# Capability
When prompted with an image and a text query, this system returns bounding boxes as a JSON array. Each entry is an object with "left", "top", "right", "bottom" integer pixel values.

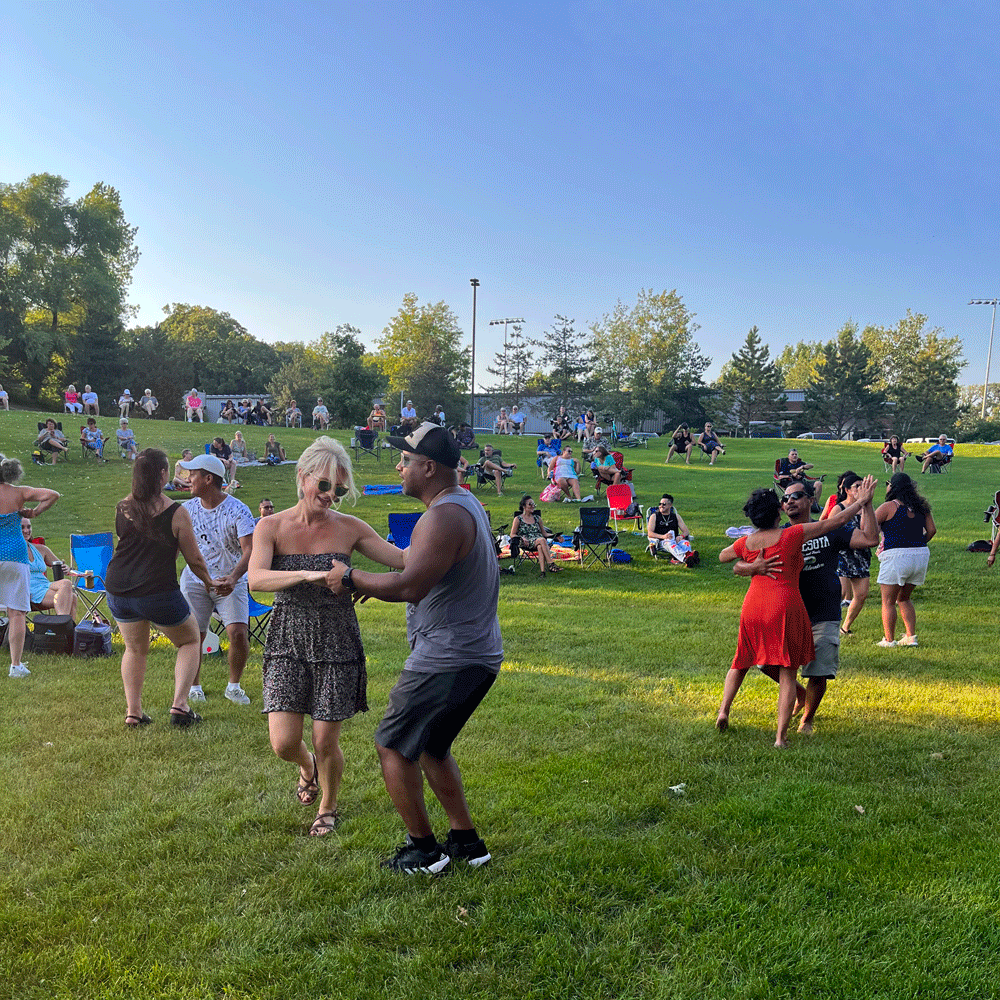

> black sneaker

[
  {"left": 380, "top": 836, "right": 451, "bottom": 875},
  {"left": 444, "top": 834, "right": 492, "bottom": 868}
]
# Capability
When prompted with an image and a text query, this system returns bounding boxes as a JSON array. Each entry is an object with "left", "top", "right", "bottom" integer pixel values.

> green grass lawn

[{"left": 2, "top": 410, "right": 1000, "bottom": 999}]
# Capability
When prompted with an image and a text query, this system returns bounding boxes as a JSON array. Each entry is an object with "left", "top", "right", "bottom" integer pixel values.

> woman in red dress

[{"left": 717, "top": 480, "right": 876, "bottom": 746}]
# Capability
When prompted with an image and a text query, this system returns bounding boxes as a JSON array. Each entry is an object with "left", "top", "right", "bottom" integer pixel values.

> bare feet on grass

[
  {"left": 797, "top": 720, "right": 814, "bottom": 735},
  {"left": 715, "top": 714, "right": 729, "bottom": 732}
]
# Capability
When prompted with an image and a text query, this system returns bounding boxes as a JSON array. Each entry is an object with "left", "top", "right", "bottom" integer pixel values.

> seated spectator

[
  {"left": 22, "top": 518, "right": 78, "bottom": 618},
  {"left": 647, "top": 493, "right": 692, "bottom": 554},
  {"left": 211, "top": 436, "right": 237, "bottom": 483},
  {"left": 591, "top": 445, "right": 622, "bottom": 494},
  {"left": 551, "top": 405, "right": 573, "bottom": 440},
  {"left": 368, "top": 402, "right": 387, "bottom": 431},
  {"left": 510, "top": 405, "right": 526, "bottom": 434},
  {"left": 400, "top": 399, "right": 418, "bottom": 434},
  {"left": 431, "top": 404, "right": 446, "bottom": 426},
  {"left": 138, "top": 388, "right": 158, "bottom": 418},
  {"left": 237, "top": 398, "right": 252, "bottom": 423},
  {"left": 118, "top": 389, "right": 134, "bottom": 418},
  {"left": 480, "top": 444, "right": 517, "bottom": 496},
  {"left": 0, "top": 383, "right": 8, "bottom": 410},
  {"left": 454, "top": 423, "right": 477, "bottom": 449},
  {"left": 257, "top": 498, "right": 275, "bottom": 521},
  {"left": 81, "top": 385, "right": 99, "bottom": 416},
  {"left": 511, "top": 495, "right": 560, "bottom": 576},
  {"left": 551, "top": 445, "right": 593, "bottom": 502},
  {"left": 918, "top": 435, "right": 954, "bottom": 473},
  {"left": 882, "top": 434, "right": 910, "bottom": 474},
  {"left": 220, "top": 398, "right": 237, "bottom": 423},
  {"left": 582, "top": 426, "right": 610, "bottom": 464},
  {"left": 35, "top": 419, "right": 69, "bottom": 464},
  {"left": 116, "top": 418, "right": 138, "bottom": 461},
  {"left": 574, "top": 413, "right": 587, "bottom": 441},
  {"left": 666, "top": 422, "right": 695, "bottom": 464},
  {"left": 698, "top": 422, "right": 725, "bottom": 464},
  {"left": 457, "top": 454, "right": 472, "bottom": 485},
  {"left": 252, "top": 399, "right": 272, "bottom": 425},
  {"left": 64, "top": 384, "right": 83, "bottom": 414},
  {"left": 777, "top": 447, "right": 824, "bottom": 504},
  {"left": 170, "top": 449, "right": 195, "bottom": 490},
  {"left": 313, "top": 397, "right": 330, "bottom": 429},
  {"left": 284, "top": 399, "right": 303, "bottom": 428},
  {"left": 584, "top": 409, "right": 597, "bottom": 438},
  {"left": 262, "top": 433, "right": 286, "bottom": 464},
  {"left": 495, "top": 408, "right": 512, "bottom": 434},
  {"left": 537, "top": 431, "right": 560, "bottom": 475},
  {"left": 80, "top": 417, "right": 108, "bottom": 462},
  {"left": 230, "top": 430, "right": 252, "bottom": 464},
  {"left": 185, "top": 388, "right": 205, "bottom": 422}
]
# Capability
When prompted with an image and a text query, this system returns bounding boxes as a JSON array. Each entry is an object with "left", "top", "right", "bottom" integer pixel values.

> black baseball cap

[{"left": 386, "top": 421, "right": 460, "bottom": 469}]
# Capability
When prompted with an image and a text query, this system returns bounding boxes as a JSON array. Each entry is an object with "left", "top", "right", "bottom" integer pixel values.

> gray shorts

[
  {"left": 181, "top": 577, "right": 249, "bottom": 633},
  {"left": 375, "top": 665, "right": 496, "bottom": 762},
  {"left": 801, "top": 620, "right": 840, "bottom": 679}
]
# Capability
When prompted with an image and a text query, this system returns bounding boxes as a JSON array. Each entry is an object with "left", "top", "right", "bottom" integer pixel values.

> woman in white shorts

[{"left": 874, "top": 473, "right": 935, "bottom": 647}]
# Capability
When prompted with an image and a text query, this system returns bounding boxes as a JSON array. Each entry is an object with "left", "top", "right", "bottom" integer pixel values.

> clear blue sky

[{"left": 4, "top": 1, "right": 999, "bottom": 384}]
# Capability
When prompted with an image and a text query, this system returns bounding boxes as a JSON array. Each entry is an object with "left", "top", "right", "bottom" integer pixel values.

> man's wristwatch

[{"left": 342, "top": 567, "right": 356, "bottom": 592}]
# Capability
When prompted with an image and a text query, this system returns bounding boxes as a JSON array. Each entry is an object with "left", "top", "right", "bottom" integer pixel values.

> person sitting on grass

[
  {"left": 211, "top": 436, "right": 238, "bottom": 483},
  {"left": 591, "top": 444, "right": 622, "bottom": 495},
  {"left": 262, "top": 433, "right": 286, "bottom": 464},
  {"left": 81, "top": 417, "right": 108, "bottom": 462},
  {"left": 170, "top": 449, "right": 195, "bottom": 491},
  {"left": 647, "top": 493, "right": 692, "bottom": 554},
  {"left": 510, "top": 494, "right": 561, "bottom": 575},
  {"left": 22, "top": 517, "right": 78, "bottom": 618},
  {"left": 480, "top": 444, "right": 517, "bottom": 496},
  {"left": 454, "top": 423, "right": 477, "bottom": 449},
  {"left": 117, "top": 419, "right": 138, "bottom": 462},
  {"left": 35, "top": 419, "right": 69, "bottom": 464}
]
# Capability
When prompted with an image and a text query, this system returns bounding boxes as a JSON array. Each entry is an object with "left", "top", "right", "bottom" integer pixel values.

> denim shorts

[{"left": 107, "top": 588, "right": 192, "bottom": 628}]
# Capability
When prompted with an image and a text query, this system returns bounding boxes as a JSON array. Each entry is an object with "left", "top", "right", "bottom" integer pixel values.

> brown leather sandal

[
  {"left": 296, "top": 753, "right": 319, "bottom": 805},
  {"left": 309, "top": 810, "right": 339, "bottom": 836}
]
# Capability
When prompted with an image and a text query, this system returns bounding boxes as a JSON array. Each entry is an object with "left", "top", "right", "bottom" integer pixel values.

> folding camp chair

[
  {"left": 984, "top": 491, "right": 1000, "bottom": 543},
  {"left": 37, "top": 421, "right": 70, "bottom": 463},
  {"left": 210, "top": 594, "right": 273, "bottom": 646},
  {"left": 387, "top": 511, "right": 422, "bottom": 550},
  {"left": 606, "top": 484, "right": 643, "bottom": 533},
  {"left": 354, "top": 428, "right": 380, "bottom": 463},
  {"left": 474, "top": 448, "right": 513, "bottom": 493},
  {"left": 572, "top": 507, "right": 619, "bottom": 569},
  {"left": 70, "top": 533, "right": 114, "bottom": 625}
]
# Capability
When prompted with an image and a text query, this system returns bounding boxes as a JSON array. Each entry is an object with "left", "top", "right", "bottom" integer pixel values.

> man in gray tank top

[{"left": 329, "top": 422, "right": 502, "bottom": 874}]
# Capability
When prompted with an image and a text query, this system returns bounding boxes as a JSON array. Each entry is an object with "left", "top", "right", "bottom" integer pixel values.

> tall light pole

[
  {"left": 470, "top": 279, "right": 480, "bottom": 426},
  {"left": 489, "top": 317, "right": 525, "bottom": 401},
  {"left": 970, "top": 298, "right": 999, "bottom": 419}
]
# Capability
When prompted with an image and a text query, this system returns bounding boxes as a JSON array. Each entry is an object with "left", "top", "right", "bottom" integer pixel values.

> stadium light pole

[
  {"left": 470, "top": 279, "right": 480, "bottom": 426},
  {"left": 489, "top": 317, "right": 525, "bottom": 399},
  {"left": 970, "top": 298, "right": 999, "bottom": 419}
]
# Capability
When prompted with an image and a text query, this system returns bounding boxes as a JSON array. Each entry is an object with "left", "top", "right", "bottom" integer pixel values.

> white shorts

[
  {"left": 0, "top": 561, "right": 31, "bottom": 613},
  {"left": 180, "top": 578, "right": 249, "bottom": 632},
  {"left": 876, "top": 546, "right": 929, "bottom": 587}
]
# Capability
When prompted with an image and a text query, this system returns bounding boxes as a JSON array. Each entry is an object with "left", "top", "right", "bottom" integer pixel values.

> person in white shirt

[
  {"left": 118, "top": 389, "right": 134, "bottom": 418},
  {"left": 139, "top": 389, "right": 158, "bottom": 418},
  {"left": 0, "top": 384, "right": 8, "bottom": 411},
  {"left": 178, "top": 454, "right": 256, "bottom": 706},
  {"left": 285, "top": 399, "right": 303, "bottom": 428},
  {"left": 81, "top": 385, "right": 99, "bottom": 416},
  {"left": 400, "top": 400, "right": 418, "bottom": 433},
  {"left": 313, "top": 397, "right": 330, "bottom": 430}
]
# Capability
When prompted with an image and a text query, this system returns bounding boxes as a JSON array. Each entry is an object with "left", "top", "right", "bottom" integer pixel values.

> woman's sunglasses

[{"left": 313, "top": 475, "right": 349, "bottom": 497}]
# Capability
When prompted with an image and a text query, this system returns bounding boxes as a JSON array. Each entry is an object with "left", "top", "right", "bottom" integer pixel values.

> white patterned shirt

[{"left": 179, "top": 494, "right": 256, "bottom": 583}]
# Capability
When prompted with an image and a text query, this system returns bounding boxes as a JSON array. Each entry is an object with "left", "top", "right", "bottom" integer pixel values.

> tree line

[{"left": 1, "top": 173, "right": 971, "bottom": 437}]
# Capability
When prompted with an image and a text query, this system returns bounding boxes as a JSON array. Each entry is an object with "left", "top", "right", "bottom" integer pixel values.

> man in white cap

[
  {"left": 312, "top": 397, "right": 329, "bottom": 430},
  {"left": 400, "top": 399, "right": 418, "bottom": 434},
  {"left": 178, "top": 453, "right": 256, "bottom": 706}
]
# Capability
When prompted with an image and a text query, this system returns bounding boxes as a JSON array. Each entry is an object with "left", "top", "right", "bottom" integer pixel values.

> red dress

[{"left": 730, "top": 523, "right": 815, "bottom": 671}]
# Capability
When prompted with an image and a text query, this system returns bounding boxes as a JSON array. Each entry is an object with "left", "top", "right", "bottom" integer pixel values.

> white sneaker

[
  {"left": 8, "top": 663, "right": 30, "bottom": 678},
  {"left": 898, "top": 635, "right": 918, "bottom": 647},
  {"left": 841, "top": 599, "right": 851, "bottom": 607},
  {"left": 581, "top": 495, "right": 595, "bottom": 502},
  {"left": 225, "top": 684, "right": 251, "bottom": 705},
  {"left": 875, "top": 638, "right": 897, "bottom": 648},
  {"left": 189, "top": 685, "right": 207, "bottom": 702}
]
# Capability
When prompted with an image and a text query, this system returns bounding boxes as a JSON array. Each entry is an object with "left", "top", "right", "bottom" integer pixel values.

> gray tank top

[{"left": 405, "top": 488, "right": 503, "bottom": 674}]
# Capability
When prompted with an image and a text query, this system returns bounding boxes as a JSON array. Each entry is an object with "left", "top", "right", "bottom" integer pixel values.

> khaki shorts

[{"left": 801, "top": 620, "right": 840, "bottom": 679}]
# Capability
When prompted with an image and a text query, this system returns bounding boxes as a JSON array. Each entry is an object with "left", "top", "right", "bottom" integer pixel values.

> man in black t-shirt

[{"left": 735, "top": 479, "right": 877, "bottom": 734}]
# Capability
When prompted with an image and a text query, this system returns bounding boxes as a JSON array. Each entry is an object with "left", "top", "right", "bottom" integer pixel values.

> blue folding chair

[
  {"left": 387, "top": 512, "right": 422, "bottom": 550},
  {"left": 212, "top": 593, "right": 273, "bottom": 646},
  {"left": 70, "top": 532, "right": 114, "bottom": 623}
]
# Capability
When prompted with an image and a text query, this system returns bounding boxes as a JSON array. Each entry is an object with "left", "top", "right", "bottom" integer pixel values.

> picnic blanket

[{"left": 364, "top": 484, "right": 404, "bottom": 495}]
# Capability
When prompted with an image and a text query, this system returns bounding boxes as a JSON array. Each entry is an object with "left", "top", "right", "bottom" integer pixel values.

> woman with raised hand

[
  {"left": 248, "top": 436, "right": 406, "bottom": 837},
  {"left": 0, "top": 455, "right": 60, "bottom": 678},
  {"left": 105, "top": 449, "right": 219, "bottom": 728},
  {"left": 718, "top": 477, "right": 876, "bottom": 746},
  {"left": 875, "top": 473, "right": 935, "bottom": 648}
]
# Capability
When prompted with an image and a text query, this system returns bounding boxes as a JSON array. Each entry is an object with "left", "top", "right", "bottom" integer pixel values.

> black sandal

[
  {"left": 125, "top": 713, "right": 152, "bottom": 729},
  {"left": 169, "top": 706, "right": 202, "bottom": 727}
]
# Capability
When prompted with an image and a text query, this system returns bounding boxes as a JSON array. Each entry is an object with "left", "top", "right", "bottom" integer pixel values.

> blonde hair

[
  {"left": 296, "top": 436, "right": 358, "bottom": 505},
  {"left": 0, "top": 453, "right": 25, "bottom": 484}
]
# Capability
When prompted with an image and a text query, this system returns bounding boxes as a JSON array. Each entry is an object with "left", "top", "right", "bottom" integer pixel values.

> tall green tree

[
  {"left": 0, "top": 174, "right": 138, "bottom": 401},
  {"left": 531, "top": 315, "right": 593, "bottom": 417},
  {"left": 266, "top": 341, "right": 331, "bottom": 417},
  {"left": 715, "top": 327, "right": 787, "bottom": 434},
  {"left": 376, "top": 293, "right": 469, "bottom": 423},
  {"left": 801, "top": 322, "right": 885, "bottom": 438},
  {"left": 589, "top": 289, "right": 709, "bottom": 427},
  {"left": 315, "top": 324, "right": 384, "bottom": 428},
  {"left": 484, "top": 323, "right": 534, "bottom": 409},
  {"left": 775, "top": 340, "right": 825, "bottom": 389}
]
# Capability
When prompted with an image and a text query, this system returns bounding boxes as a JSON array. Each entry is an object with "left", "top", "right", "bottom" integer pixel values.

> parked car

[{"left": 796, "top": 431, "right": 834, "bottom": 440}]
